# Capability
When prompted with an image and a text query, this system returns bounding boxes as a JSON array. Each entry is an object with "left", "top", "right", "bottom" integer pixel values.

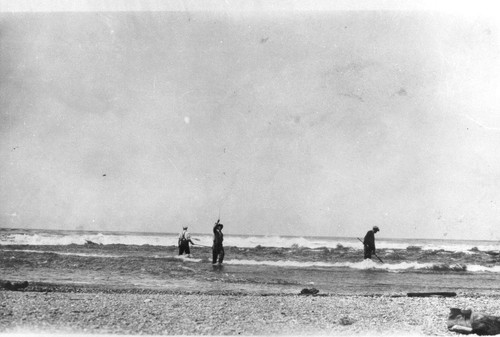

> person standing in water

[
  {"left": 212, "top": 220, "right": 224, "bottom": 264},
  {"left": 178, "top": 226, "right": 195, "bottom": 255},
  {"left": 363, "top": 226, "right": 380, "bottom": 259}
]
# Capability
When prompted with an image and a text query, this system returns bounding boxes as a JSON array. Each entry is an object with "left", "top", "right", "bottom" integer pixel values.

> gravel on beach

[{"left": 2, "top": 287, "right": 500, "bottom": 336}]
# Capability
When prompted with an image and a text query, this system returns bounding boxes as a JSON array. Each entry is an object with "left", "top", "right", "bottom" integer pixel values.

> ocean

[{"left": 1, "top": 228, "right": 500, "bottom": 295}]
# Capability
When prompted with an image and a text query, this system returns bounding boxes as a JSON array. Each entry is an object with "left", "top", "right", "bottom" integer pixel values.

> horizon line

[{"left": 1, "top": 227, "right": 498, "bottom": 243}]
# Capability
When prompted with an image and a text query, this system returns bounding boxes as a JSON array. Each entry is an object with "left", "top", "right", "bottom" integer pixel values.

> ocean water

[{"left": 1, "top": 228, "right": 500, "bottom": 295}]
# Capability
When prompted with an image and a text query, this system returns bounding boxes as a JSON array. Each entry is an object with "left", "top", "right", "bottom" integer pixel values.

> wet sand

[{"left": 1, "top": 284, "right": 500, "bottom": 335}]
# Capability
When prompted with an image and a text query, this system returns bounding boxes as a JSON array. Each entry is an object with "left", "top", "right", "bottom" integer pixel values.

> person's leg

[
  {"left": 212, "top": 248, "right": 218, "bottom": 264},
  {"left": 364, "top": 247, "right": 372, "bottom": 259},
  {"left": 218, "top": 247, "right": 225, "bottom": 264},
  {"left": 179, "top": 245, "right": 183, "bottom": 255}
]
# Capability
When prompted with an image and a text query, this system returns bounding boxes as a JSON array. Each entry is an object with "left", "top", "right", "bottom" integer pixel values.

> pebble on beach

[{"left": 2, "top": 288, "right": 500, "bottom": 335}]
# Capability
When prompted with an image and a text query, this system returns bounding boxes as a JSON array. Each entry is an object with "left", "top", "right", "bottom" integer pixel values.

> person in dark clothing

[
  {"left": 363, "top": 226, "right": 379, "bottom": 259},
  {"left": 212, "top": 220, "right": 224, "bottom": 264},
  {"left": 178, "top": 226, "right": 195, "bottom": 255}
]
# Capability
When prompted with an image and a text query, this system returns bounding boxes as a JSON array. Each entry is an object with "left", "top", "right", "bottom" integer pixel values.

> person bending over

[{"left": 363, "top": 226, "right": 379, "bottom": 259}]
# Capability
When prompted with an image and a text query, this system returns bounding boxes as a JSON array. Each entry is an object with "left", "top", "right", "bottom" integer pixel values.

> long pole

[
  {"left": 193, "top": 238, "right": 211, "bottom": 248},
  {"left": 357, "top": 237, "right": 384, "bottom": 263}
]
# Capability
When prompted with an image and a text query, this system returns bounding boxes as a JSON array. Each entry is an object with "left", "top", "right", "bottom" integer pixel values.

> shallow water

[
  {"left": 2, "top": 242, "right": 500, "bottom": 295},
  {"left": 2, "top": 228, "right": 500, "bottom": 295}
]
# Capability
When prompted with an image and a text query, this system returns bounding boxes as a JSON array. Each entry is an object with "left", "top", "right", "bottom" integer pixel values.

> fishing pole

[
  {"left": 357, "top": 237, "right": 384, "bottom": 263},
  {"left": 193, "top": 238, "right": 211, "bottom": 248},
  {"left": 194, "top": 244, "right": 212, "bottom": 248}
]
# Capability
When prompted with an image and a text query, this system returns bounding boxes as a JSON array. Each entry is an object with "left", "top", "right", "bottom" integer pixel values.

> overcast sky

[{"left": 1, "top": 3, "right": 500, "bottom": 240}]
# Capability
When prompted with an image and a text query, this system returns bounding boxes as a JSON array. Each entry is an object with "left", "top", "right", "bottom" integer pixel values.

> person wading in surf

[
  {"left": 212, "top": 220, "right": 224, "bottom": 264},
  {"left": 363, "top": 226, "right": 379, "bottom": 259},
  {"left": 178, "top": 226, "right": 195, "bottom": 255}
]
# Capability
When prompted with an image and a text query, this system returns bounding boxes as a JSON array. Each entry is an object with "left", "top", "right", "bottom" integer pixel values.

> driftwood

[
  {"left": 448, "top": 308, "right": 500, "bottom": 335},
  {"left": 1, "top": 281, "right": 29, "bottom": 291},
  {"left": 407, "top": 292, "right": 456, "bottom": 297}
]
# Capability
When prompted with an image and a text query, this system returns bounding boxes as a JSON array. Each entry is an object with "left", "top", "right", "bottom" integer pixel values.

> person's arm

[
  {"left": 185, "top": 233, "right": 194, "bottom": 245},
  {"left": 212, "top": 224, "right": 217, "bottom": 247},
  {"left": 213, "top": 219, "right": 220, "bottom": 232}
]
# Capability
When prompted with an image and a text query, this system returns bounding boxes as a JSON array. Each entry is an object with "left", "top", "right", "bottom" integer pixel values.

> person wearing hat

[
  {"left": 178, "top": 226, "right": 195, "bottom": 255},
  {"left": 363, "top": 226, "right": 380, "bottom": 259},
  {"left": 212, "top": 219, "right": 224, "bottom": 264}
]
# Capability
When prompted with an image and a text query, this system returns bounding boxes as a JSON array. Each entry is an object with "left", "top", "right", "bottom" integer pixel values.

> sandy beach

[{"left": 2, "top": 285, "right": 500, "bottom": 336}]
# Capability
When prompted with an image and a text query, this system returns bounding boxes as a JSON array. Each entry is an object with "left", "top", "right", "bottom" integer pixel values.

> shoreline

[
  {"left": 2, "top": 282, "right": 500, "bottom": 335},
  {"left": 3, "top": 279, "right": 499, "bottom": 298}
]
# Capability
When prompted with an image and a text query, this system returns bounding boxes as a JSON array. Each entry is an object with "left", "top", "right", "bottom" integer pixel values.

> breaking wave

[
  {"left": 2, "top": 228, "right": 499, "bottom": 254},
  {"left": 223, "top": 259, "right": 498, "bottom": 273},
  {"left": 4, "top": 247, "right": 500, "bottom": 273}
]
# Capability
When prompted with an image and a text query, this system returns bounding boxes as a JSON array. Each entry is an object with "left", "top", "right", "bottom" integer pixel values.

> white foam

[
  {"left": 3, "top": 248, "right": 499, "bottom": 273},
  {"left": 223, "top": 258, "right": 405, "bottom": 270},
  {"left": 0, "top": 232, "right": 177, "bottom": 246},
  {"left": 3, "top": 249, "right": 205, "bottom": 262},
  {"left": 172, "top": 255, "right": 203, "bottom": 263},
  {"left": 466, "top": 264, "right": 500, "bottom": 273},
  {"left": 2, "top": 231, "right": 500, "bottom": 254},
  {"left": 2, "top": 249, "right": 122, "bottom": 258},
  {"left": 224, "top": 259, "right": 495, "bottom": 272}
]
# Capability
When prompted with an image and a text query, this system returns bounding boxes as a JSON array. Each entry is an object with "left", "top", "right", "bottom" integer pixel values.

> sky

[{"left": 1, "top": 1, "right": 500, "bottom": 240}]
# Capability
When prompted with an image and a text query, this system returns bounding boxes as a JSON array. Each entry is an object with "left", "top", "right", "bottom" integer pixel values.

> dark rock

[
  {"left": 299, "top": 288, "right": 319, "bottom": 295},
  {"left": 2, "top": 280, "right": 29, "bottom": 291},
  {"left": 339, "top": 316, "right": 355, "bottom": 325},
  {"left": 448, "top": 308, "right": 500, "bottom": 335}
]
